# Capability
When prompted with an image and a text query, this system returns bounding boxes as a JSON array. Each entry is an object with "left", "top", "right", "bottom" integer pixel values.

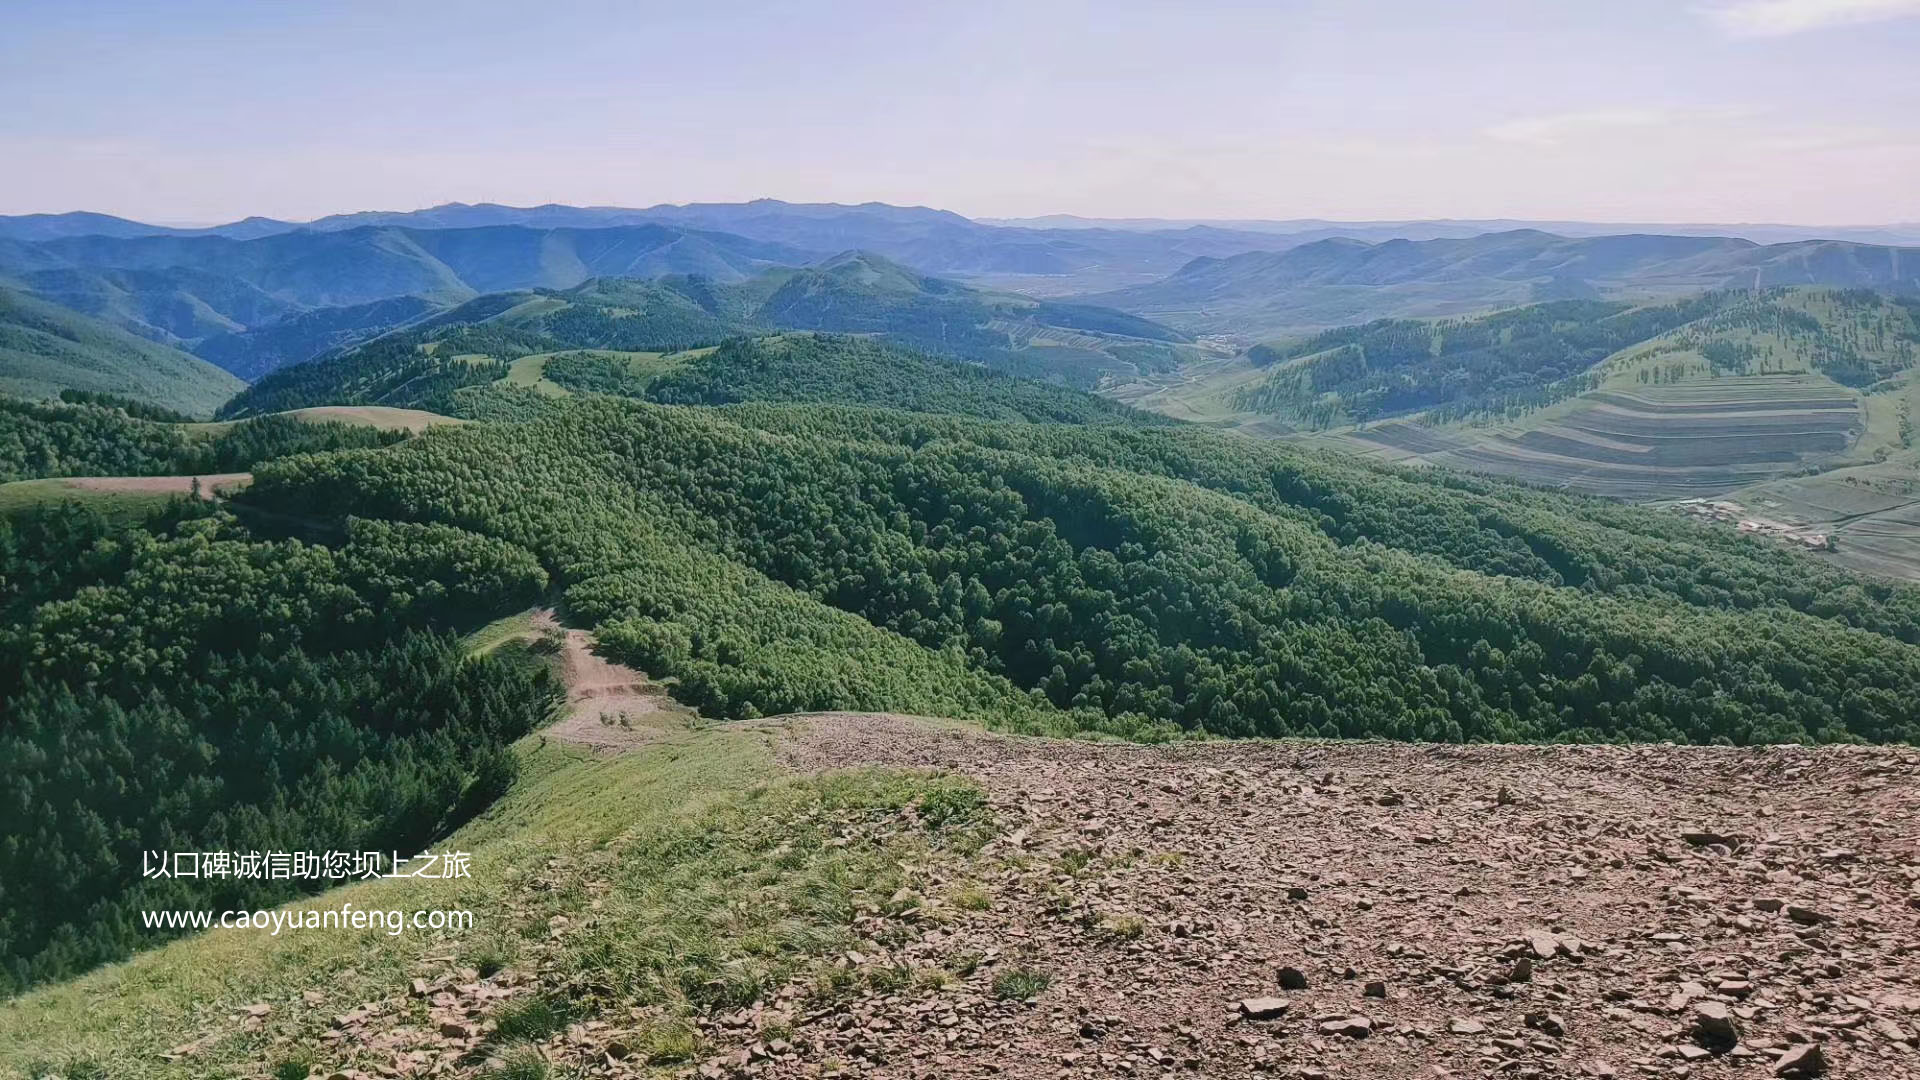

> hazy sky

[{"left": 5, "top": 0, "right": 1919, "bottom": 224}]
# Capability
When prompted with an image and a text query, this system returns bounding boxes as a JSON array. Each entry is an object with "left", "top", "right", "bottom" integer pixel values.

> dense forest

[
  {"left": 232, "top": 332, "right": 1166, "bottom": 427},
  {"left": 0, "top": 499, "right": 559, "bottom": 992},
  {"left": 636, "top": 336, "right": 1164, "bottom": 423},
  {"left": 0, "top": 394, "right": 407, "bottom": 483},
  {"left": 245, "top": 396, "right": 1920, "bottom": 748}
]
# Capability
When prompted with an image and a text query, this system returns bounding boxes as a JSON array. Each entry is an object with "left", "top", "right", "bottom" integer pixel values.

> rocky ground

[
  {"left": 732, "top": 714, "right": 1920, "bottom": 1080},
  {"left": 285, "top": 712, "right": 1919, "bottom": 1080}
]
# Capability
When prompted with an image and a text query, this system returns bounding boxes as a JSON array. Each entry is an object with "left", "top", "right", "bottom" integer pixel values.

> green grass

[
  {"left": 990, "top": 965, "right": 1051, "bottom": 1001},
  {"left": 488, "top": 994, "right": 577, "bottom": 1044},
  {"left": 462, "top": 608, "right": 543, "bottom": 656},
  {"left": 503, "top": 355, "right": 571, "bottom": 397},
  {"left": 0, "top": 724, "right": 994, "bottom": 1078},
  {"left": 0, "top": 478, "right": 180, "bottom": 522}
]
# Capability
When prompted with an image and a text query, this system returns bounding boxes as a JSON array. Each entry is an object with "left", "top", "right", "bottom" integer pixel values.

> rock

[
  {"left": 1449, "top": 1018, "right": 1487, "bottom": 1035},
  {"left": 1582, "top": 1061, "right": 1618, "bottom": 1079},
  {"left": 1681, "top": 829, "right": 1741, "bottom": 848},
  {"left": 1773, "top": 1044, "right": 1826, "bottom": 1077},
  {"left": 1238, "top": 997, "right": 1291, "bottom": 1021},
  {"left": 1874, "top": 1018, "right": 1915, "bottom": 1044},
  {"left": 1319, "top": 1016, "right": 1373, "bottom": 1038},
  {"left": 1525, "top": 1011, "right": 1567, "bottom": 1038},
  {"left": 1693, "top": 1000, "right": 1740, "bottom": 1043},
  {"left": 1363, "top": 980, "right": 1387, "bottom": 998},
  {"left": 1669, "top": 981, "right": 1709, "bottom": 1011},
  {"left": 237, "top": 1002, "right": 271, "bottom": 1017},
  {"left": 1525, "top": 929, "right": 1563, "bottom": 959},
  {"left": 1786, "top": 905, "right": 1827, "bottom": 926},
  {"left": 1277, "top": 966, "right": 1309, "bottom": 990}
]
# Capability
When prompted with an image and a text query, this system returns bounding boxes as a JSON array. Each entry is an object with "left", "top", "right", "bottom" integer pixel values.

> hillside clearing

[{"left": 0, "top": 472, "right": 250, "bottom": 518}]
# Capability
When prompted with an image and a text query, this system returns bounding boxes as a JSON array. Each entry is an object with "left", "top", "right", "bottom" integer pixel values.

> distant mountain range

[
  {"left": 980, "top": 214, "right": 1920, "bottom": 249},
  {"left": 4, "top": 200, "right": 1919, "bottom": 398},
  {"left": 13, "top": 201, "right": 1920, "bottom": 251},
  {"left": 1082, "top": 229, "right": 1920, "bottom": 337},
  {"left": 0, "top": 201, "right": 1288, "bottom": 292}
]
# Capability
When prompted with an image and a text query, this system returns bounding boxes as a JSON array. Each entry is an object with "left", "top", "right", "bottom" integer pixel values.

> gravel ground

[{"left": 733, "top": 713, "right": 1920, "bottom": 1080}]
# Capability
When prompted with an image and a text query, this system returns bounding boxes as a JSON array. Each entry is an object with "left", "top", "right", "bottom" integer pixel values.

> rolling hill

[
  {"left": 219, "top": 253, "right": 1199, "bottom": 415},
  {"left": 0, "top": 287, "right": 244, "bottom": 415},
  {"left": 0, "top": 223, "right": 825, "bottom": 379},
  {"left": 1086, "top": 229, "right": 1920, "bottom": 337},
  {"left": 1122, "top": 290, "right": 1920, "bottom": 531}
]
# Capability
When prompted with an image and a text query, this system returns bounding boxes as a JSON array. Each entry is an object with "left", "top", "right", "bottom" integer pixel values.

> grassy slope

[
  {"left": 0, "top": 288, "right": 244, "bottom": 417},
  {"left": 0, "top": 478, "right": 187, "bottom": 523},
  {"left": 0, "top": 705, "right": 992, "bottom": 1078}
]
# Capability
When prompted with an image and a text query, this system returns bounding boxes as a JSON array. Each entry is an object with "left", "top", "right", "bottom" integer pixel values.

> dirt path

[
  {"left": 533, "top": 609, "right": 691, "bottom": 752},
  {"left": 739, "top": 713, "right": 1920, "bottom": 1080},
  {"left": 64, "top": 472, "right": 251, "bottom": 496}
]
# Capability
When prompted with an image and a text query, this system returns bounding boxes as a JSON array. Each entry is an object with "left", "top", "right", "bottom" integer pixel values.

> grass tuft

[
  {"left": 489, "top": 992, "right": 579, "bottom": 1044},
  {"left": 991, "top": 965, "right": 1051, "bottom": 1001},
  {"left": 477, "top": 1047, "right": 550, "bottom": 1080}
]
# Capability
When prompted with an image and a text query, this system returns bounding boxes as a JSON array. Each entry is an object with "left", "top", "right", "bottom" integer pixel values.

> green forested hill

[
  {"left": 0, "top": 287, "right": 244, "bottom": 416},
  {"left": 10, "top": 340, "right": 1920, "bottom": 994},
  {"left": 218, "top": 255, "right": 1198, "bottom": 412},
  {"left": 560, "top": 335, "right": 1161, "bottom": 423},
  {"left": 0, "top": 394, "right": 409, "bottom": 484},
  {"left": 240, "top": 396, "right": 1920, "bottom": 748},
  {"left": 0, "top": 499, "right": 559, "bottom": 991},
  {"left": 1229, "top": 287, "right": 1920, "bottom": 427},
  {"left": 222, "top": 327, "right": 1170, "bottom": 425}
]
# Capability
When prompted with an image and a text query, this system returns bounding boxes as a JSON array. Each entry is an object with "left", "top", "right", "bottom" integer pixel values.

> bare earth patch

[
  {"left": 537, "top": 610, "right": 691, "bottom": 752},
  {"left": 63, "top": 472, "right": 251, "bottom": 497},
  {"left": 733, "top": 713, "right": 1920, "bottom": 1080}
]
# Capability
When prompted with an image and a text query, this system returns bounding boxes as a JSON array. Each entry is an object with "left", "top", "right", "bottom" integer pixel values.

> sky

[{"left": 3, "top": 0, "right": 1919, "bottom": 225}]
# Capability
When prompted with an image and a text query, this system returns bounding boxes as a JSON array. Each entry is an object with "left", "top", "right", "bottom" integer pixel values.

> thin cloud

[
  {"left": 1483, "top": 109, "right": 1678, "bottom": 147},
  {"left": 1703, "top": 0, "right": 1920, "bottom": 36}
]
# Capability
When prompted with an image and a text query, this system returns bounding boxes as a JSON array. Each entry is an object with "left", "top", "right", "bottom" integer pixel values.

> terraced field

[
  {"left": 1726, "top": 461, "right": 1920, "bottom": 580},
  {"left": 1418, "top": 377, "right": 1863, "bottom": 499}
]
